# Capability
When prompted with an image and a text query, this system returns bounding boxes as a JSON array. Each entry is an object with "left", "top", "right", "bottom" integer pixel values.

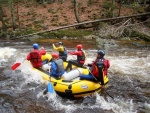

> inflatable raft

[{"left": 36, "top": 53, "right": 109, "bottom": 99}]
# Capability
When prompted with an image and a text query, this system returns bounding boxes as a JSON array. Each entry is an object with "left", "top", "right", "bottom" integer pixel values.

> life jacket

[
  {"left": 91, "top": 59, "right": 103, "bottom": 78},
  {"left": 54, "top": 59, "right": 65, "bottom": 74},
  {"left": 30, "top": 51, "right": 42, "bottom": 63},
  {"left": 103, "top": 59, "right": 110, "bottom": 75},
  {"left": 91, "top": 58, "right": 110, "bottom": 77},
  {"left": 77, "top": 50, "right": 85, "bottom": 62},
  {"left": 59, "top": 47, "right": 68, "bottom": 56}
]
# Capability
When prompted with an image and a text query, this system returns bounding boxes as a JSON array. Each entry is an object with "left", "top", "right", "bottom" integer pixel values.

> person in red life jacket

[
  {"left": 26, "top": 43, "right": 48, "bottom": 68},
  {"left": 50, "top": 53, "right": 65, "bottom": 79},
  {"left": 65, "top": 44, "right": 86, "bottom": 71},
  {"left": 80, "top": 50, "right": 110, "bottom": 88}
]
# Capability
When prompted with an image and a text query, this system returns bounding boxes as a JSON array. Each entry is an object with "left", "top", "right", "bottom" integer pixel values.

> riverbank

[{"left": 0, "top": 0, "right": 150, "bottom": 42}]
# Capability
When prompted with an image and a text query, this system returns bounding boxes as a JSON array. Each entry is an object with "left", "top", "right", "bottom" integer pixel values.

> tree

[
  {"left": 144, "top": 0, "right": 146, "bottom": 5},
  {"left": 73, "top": 0, "right": 81, "bottom": 23},
  {"left": 16, "top": 0, "right": 20, "bottom": 29},
  {"left": 10, "top": 0, "right": 16, "bottom": 30},
  {"left": 112, "top": 0, "right": 115, "bottom": 17},
  {"left": 0, "top": 0, "right": 6, "bottom": 31},
  {"left": 73, "top": 0, "right": 85, "bottom": 28},
  {"left": 118, "top": 0, "right": 122, "bottom": 16}
]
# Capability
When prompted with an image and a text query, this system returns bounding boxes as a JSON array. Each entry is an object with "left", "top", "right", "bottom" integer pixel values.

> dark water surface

[{"left": 0, "top": 39, "right": 150, "bottom": 113}]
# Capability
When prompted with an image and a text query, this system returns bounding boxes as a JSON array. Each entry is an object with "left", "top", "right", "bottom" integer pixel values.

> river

[{"left": 0, "top": 39, "right": 150, "bottom": 113}]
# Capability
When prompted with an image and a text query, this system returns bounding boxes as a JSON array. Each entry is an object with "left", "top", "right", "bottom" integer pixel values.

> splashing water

[{"left": 0, "top": 41, "right": 150, "bottom": 113}]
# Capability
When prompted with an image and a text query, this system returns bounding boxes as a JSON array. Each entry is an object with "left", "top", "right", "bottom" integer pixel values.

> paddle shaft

[
  {"left": 86, "top": 67, "right": 114, "bottom": 99},
  {"left": 47, "top": 63, "right": 55, "bottom": 93},
  {"left": 49, "top": 64, "right": 51, "bottom": 81}
]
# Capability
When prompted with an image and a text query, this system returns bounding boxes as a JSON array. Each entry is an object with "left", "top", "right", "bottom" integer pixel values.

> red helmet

[
  {"left": 76, "top": 44, "right": 82, "bottom": 49},
  {"left": 52, "top": 53, "right": 59, "bottom": 59}
]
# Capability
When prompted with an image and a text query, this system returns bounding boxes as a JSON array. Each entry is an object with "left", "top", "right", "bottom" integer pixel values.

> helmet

[
  {"left": 97, "top": 50, "right": 105, "bottom": 56},
  {"left": 33, "top": 43, "right": 38, "bottom": 49},
  {"left": 76, "top": 44, "right": 82, "bottom": 49},
  {"left": 52, "top": 53, "right": 59, "bottom": 59},
  {"left": 58, "top": 42, "right": 63, "bottom": 45}
]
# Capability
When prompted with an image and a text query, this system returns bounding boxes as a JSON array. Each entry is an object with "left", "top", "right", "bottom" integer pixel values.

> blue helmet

[
  {"left": 97, "top": 50, "right": 105, "bottom": 57},
  {"left": 33, "top": 43, "right": 38, "bottom": 49},
  {"left": 58, "top": 42, "right": 63, "bottom": 45}
]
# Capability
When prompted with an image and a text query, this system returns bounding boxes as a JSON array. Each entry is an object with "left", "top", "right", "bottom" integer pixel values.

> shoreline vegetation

[{"left": 0, "top": 0, "right": 150, "bottom": 43}]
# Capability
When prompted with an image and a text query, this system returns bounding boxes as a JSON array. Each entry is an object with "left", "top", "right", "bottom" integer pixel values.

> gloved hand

[{"left": 87, "top": 64, "right": 92, "bottom": 67}]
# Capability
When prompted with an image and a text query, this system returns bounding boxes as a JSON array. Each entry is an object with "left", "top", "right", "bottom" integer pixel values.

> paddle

[
  {"left": 47, "top": 82, "right": 55, "bottom": 93},
  {"left": 47, "top": 64, "right": 55, "bottom": 93},
  {"left": 11, "top": 62, "right": 21, "bottom": 70},
  {"left": 86, "top": 66, "right": 114, "bottom": 99},
  {"left": 11, "top": 59, "right": 26, "bottom": 71}
]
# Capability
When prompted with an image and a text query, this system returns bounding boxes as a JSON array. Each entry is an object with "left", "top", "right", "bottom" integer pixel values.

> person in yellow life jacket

[
  {"left": 50, "top": 53, "right": 65, "bottom": 79},
  {"left": 65, "top": 44, "right": 86, "bottom": 71},
  {"left": 26, "top": 43, "right": 48, "bottom": 68},
  {"left": 80, "top": 50, "right": 110, "bottom": 88},
  {"left": 52, "top": 42, "right": 68, "bottom": 61}
]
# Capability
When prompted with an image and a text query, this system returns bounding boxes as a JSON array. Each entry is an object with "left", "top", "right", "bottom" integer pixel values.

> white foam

[
  {"left": 94, "top": 93, "right": 137, "bottom": 113},
  {"left": 0, "top": 47, "right": 16, "bottom": 67}
]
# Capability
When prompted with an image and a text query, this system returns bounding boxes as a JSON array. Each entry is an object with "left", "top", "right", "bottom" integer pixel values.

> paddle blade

[
  {"left": 48, "top": 82, "right": 54, "bottom": 93},
  {"left": 11, "top": 62, "right": 21, "bottom": 70}
]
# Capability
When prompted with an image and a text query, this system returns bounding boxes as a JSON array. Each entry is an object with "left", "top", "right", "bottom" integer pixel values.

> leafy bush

[{"left": 40, "top": 29, "right": 93, "bottom": 38}]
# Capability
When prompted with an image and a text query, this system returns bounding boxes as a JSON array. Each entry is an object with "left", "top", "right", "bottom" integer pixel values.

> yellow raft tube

[{"left": 35, "top": 53, "right": 109, "bottom": 99}]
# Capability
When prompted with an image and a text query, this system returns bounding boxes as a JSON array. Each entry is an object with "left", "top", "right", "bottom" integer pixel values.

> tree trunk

[
  {"left": 10, "top": 0, "right": 16, "bottom": 30},
  {"left": 73, "top": 0, "right": 85, "bottom": 28},
  {"left": 73, "top": 0, "right": 81, "bottom": 23},
  {"left": 14, "top": 12, "right": 150, "bottom": 39},
  {"left": 118, "top": 0, "right": 122, "bottom": 17},
  {"left": 16, "top": 2, "right": 20, "bottom": 29},
  {"left": 144, "top": 0, "right": 147, "bottom": 6},
  {"left": 112, "top": 0, "right": 115, "bottom": 17},
  {"left": 42, "top": 0, "right": 46, "bottom": 4},
  {"left": 0, "top": 3, "right": 6, "bottom": 31}
]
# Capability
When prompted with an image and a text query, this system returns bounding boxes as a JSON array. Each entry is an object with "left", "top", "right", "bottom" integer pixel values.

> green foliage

[
  {"left": 0, "top": 31, "right": 6, "bottom": 38},
  {"left": 23, "top": 29, "right": 38, "bottom": 34},
  {"left": 0, "top": 0, "right": 9, "bottom": 4},
  {"left": 102, "top": 0, "right": 116, "bottom": 10},
  {"left": 131, "top": 2, "right": 145, "bottom": 13},
  {"left": 34, "top": 19, "right": 44, "bottom": 24},
  {"left": 131, "top": 31, "right": 150, "bottom": 41},
  {"left": 58, "top": 29, "right": 92, "bottom": 38},
  {"left": 40, "top": 29, "right": 93, "bottom": 38},
  {"left": 102, "top": 0, "right": 117, "bottom": 17},
  {"left": 12, "top": 28, "right": 39, "bottom": 37},
  {"left": 60, "top": 0, "right": 65, "bottom": 4},
  {"left": 21, "top": 29, "right": 93, "bottom": 39},
  {"left": 71, "top": 0, "right": 74, "bottom": 5},
  {"left": 87, "top": 0, "right": 92, "bottom": 6}
]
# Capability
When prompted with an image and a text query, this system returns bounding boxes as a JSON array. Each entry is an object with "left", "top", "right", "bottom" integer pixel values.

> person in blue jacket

[{"left": 50, "top": 53, "right": 65, "bottom": 79}]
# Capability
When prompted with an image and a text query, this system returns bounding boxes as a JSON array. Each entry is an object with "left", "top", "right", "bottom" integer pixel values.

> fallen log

[{"left": 15, "top": 12, "right": 150, "bottom": 39}]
